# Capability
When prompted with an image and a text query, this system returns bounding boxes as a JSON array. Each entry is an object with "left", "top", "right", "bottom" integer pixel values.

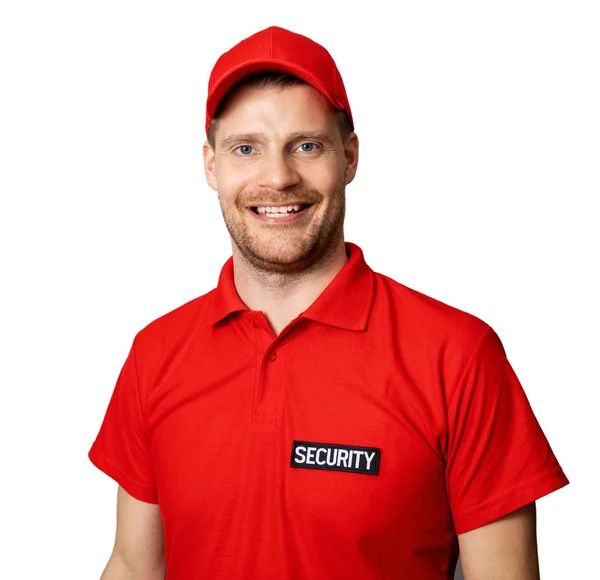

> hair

[{"left": 207, "top": 71, "right": 353, "bottom": 149}]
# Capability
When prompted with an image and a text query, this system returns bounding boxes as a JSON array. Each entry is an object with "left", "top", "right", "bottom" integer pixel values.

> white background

[{"left": 1, "top": 1, "right": 597, "bottom": 578}]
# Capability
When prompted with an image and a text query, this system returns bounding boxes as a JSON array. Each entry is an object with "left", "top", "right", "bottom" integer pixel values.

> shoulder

[
  {"left": 372, "top": 271, "right": 491, "bottom": 345},
  {"left": 369, "top": 272, "right": 500, "bottom": 392},
  {"left": 131, "top": 288, "right": 216, "bottom": 358}
]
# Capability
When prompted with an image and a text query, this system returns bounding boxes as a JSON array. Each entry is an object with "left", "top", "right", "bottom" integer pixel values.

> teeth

[{"left": 256, "top": 204, "right": 302, "bottom": 214}]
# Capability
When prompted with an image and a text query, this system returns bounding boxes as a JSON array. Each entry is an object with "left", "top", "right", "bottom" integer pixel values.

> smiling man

[{"left": 89, "top": 26, "right": 569, "bottom": 580}]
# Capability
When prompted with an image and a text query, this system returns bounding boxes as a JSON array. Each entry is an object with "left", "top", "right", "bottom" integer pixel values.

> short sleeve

[
  {"left": 445, "top": 326, "right": 569, "bottom": 534},
  {"left": 88, "top": 335, "right": 158, "bottom": 503}
]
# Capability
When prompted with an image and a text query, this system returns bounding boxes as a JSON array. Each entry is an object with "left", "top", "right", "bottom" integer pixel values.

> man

[{"left": 89, "top": 26, "right": 569, "bottom": 579}]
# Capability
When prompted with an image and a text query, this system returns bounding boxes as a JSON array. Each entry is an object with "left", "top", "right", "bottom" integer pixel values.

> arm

[
  {"left": 457, "top": 501, "right": 540, "bottom": 580},
  {"left": 100, "top": 486, "right": 166, "bottom": 580}
]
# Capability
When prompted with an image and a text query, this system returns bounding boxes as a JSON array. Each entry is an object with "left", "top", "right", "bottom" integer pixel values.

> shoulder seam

[
  {"left": 131, "top": 334, "right": 150, "bottom": 437},
  {"left": 451, "top": 325, "right": 494, "bottom": 401}
]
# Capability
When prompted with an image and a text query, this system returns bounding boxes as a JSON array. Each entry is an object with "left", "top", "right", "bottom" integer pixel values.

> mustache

[{"left": 238, "top": 186, "right": 324, "bottom": 207}]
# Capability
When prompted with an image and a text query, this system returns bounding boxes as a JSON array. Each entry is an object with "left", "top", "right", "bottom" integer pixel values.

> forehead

[{"left": 214, "top": 83, "right": 338, "bottom": 140}]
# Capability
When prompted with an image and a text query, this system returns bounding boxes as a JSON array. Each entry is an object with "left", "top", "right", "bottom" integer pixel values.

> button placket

[
  {"left": 251, "top": 342, "right": 289, "bottom": 425},
  {"left": 250, "top": 318, "right": 304, "bottom": 427}
]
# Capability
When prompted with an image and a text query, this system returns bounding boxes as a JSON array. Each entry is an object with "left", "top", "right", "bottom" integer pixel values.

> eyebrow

[{"left": 219, "top": 130, "right": 335, "bottom": 151}]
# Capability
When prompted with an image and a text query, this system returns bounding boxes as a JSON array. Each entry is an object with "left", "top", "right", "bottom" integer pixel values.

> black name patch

[{"left": 290, "top": 440, "right": 380, "bottom": 475}]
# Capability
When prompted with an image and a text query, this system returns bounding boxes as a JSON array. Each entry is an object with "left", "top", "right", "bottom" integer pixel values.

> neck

[{"left": 232, "top": 239, "right": 349, "bottom": 335}]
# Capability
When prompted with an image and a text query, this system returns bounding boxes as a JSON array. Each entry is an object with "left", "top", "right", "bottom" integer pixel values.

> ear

[
  {"left": 202, "top": 140, "right": 218, "bottom": 191},
  {"left": 344, "top": 132, "right": 359, "bottom": 185}
]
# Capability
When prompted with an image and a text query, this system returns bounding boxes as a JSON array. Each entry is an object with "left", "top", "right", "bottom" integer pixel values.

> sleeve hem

[
  {"left": 88, "top": 446, "right": 159, "bottom": 505},
  {"left": 453, "top": 466, "right": 569, "bottom": 535}
]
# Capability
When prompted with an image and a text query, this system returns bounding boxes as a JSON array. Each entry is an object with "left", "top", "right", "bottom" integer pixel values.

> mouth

[
  {"left": 246, "top": 202, "right": 314, "bottom": 224},
  {"left": 248, "top": 203, "right": 313, "bottom": 217}
]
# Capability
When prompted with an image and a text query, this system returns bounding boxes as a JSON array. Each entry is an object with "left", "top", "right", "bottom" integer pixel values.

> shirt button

[
  {"left": 250, "top": 319, "right": 258, "bottom": 327},
  {"left": 269, "top": 352, "right": 277, "bottom": 362}
]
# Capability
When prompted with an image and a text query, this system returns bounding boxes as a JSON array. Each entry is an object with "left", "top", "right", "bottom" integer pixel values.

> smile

[{"left": 248, "top": 203, "right": 313, "bottom": 223}]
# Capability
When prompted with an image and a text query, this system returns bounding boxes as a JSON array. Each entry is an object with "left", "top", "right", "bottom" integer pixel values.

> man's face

[{"left": 203, "top": 83, "right": 358, "bottom": 274}]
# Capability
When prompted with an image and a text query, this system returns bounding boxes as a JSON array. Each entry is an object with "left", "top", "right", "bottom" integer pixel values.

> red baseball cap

[{"left": 205, "top": 26, "right": 354, "bottom": 134}]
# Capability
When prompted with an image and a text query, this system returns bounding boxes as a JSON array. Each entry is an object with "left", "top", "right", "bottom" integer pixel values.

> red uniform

[{"left": 89, "top": 242, "right": 569, "bottom": 579}]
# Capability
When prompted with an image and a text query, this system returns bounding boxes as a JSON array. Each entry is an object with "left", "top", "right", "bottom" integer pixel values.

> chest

[{"left": 144, "top": 322, "right": 452, "bottom": 542}]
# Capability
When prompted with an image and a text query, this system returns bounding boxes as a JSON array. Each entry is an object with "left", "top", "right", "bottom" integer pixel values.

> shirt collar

[{"left": 205, "top": 242, "right": 375, "bottom": 331}]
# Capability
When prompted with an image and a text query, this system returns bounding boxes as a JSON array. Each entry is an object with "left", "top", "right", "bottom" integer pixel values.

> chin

[
  {"left": 225, "top": 209, "right": 343, "bottom": 272},
  {"left": 250, "top": 245, "right": 312, "bottom": 270}
]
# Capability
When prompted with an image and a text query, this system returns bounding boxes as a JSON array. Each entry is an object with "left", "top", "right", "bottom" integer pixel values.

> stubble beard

[{"left": 218, "top": 183, "right": 346, "bottom": 275}]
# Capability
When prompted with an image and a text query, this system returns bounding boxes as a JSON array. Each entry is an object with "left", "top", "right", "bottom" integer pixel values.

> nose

[{"left": 255, "top": 151, "right": 300, "bottom": 191}]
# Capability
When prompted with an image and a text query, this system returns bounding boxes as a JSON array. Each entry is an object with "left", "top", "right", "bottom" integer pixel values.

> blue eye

[
  {"left": 237, "top": 145, "right": 253, "bottom": 155},
  {"left": 299, "top": 143, "right": 316, "bottom": 152}
]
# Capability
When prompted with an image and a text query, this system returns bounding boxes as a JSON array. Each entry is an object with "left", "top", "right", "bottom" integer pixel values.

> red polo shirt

[{"left": 89, "top": 242, "right": 569, "bottom": 579}]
